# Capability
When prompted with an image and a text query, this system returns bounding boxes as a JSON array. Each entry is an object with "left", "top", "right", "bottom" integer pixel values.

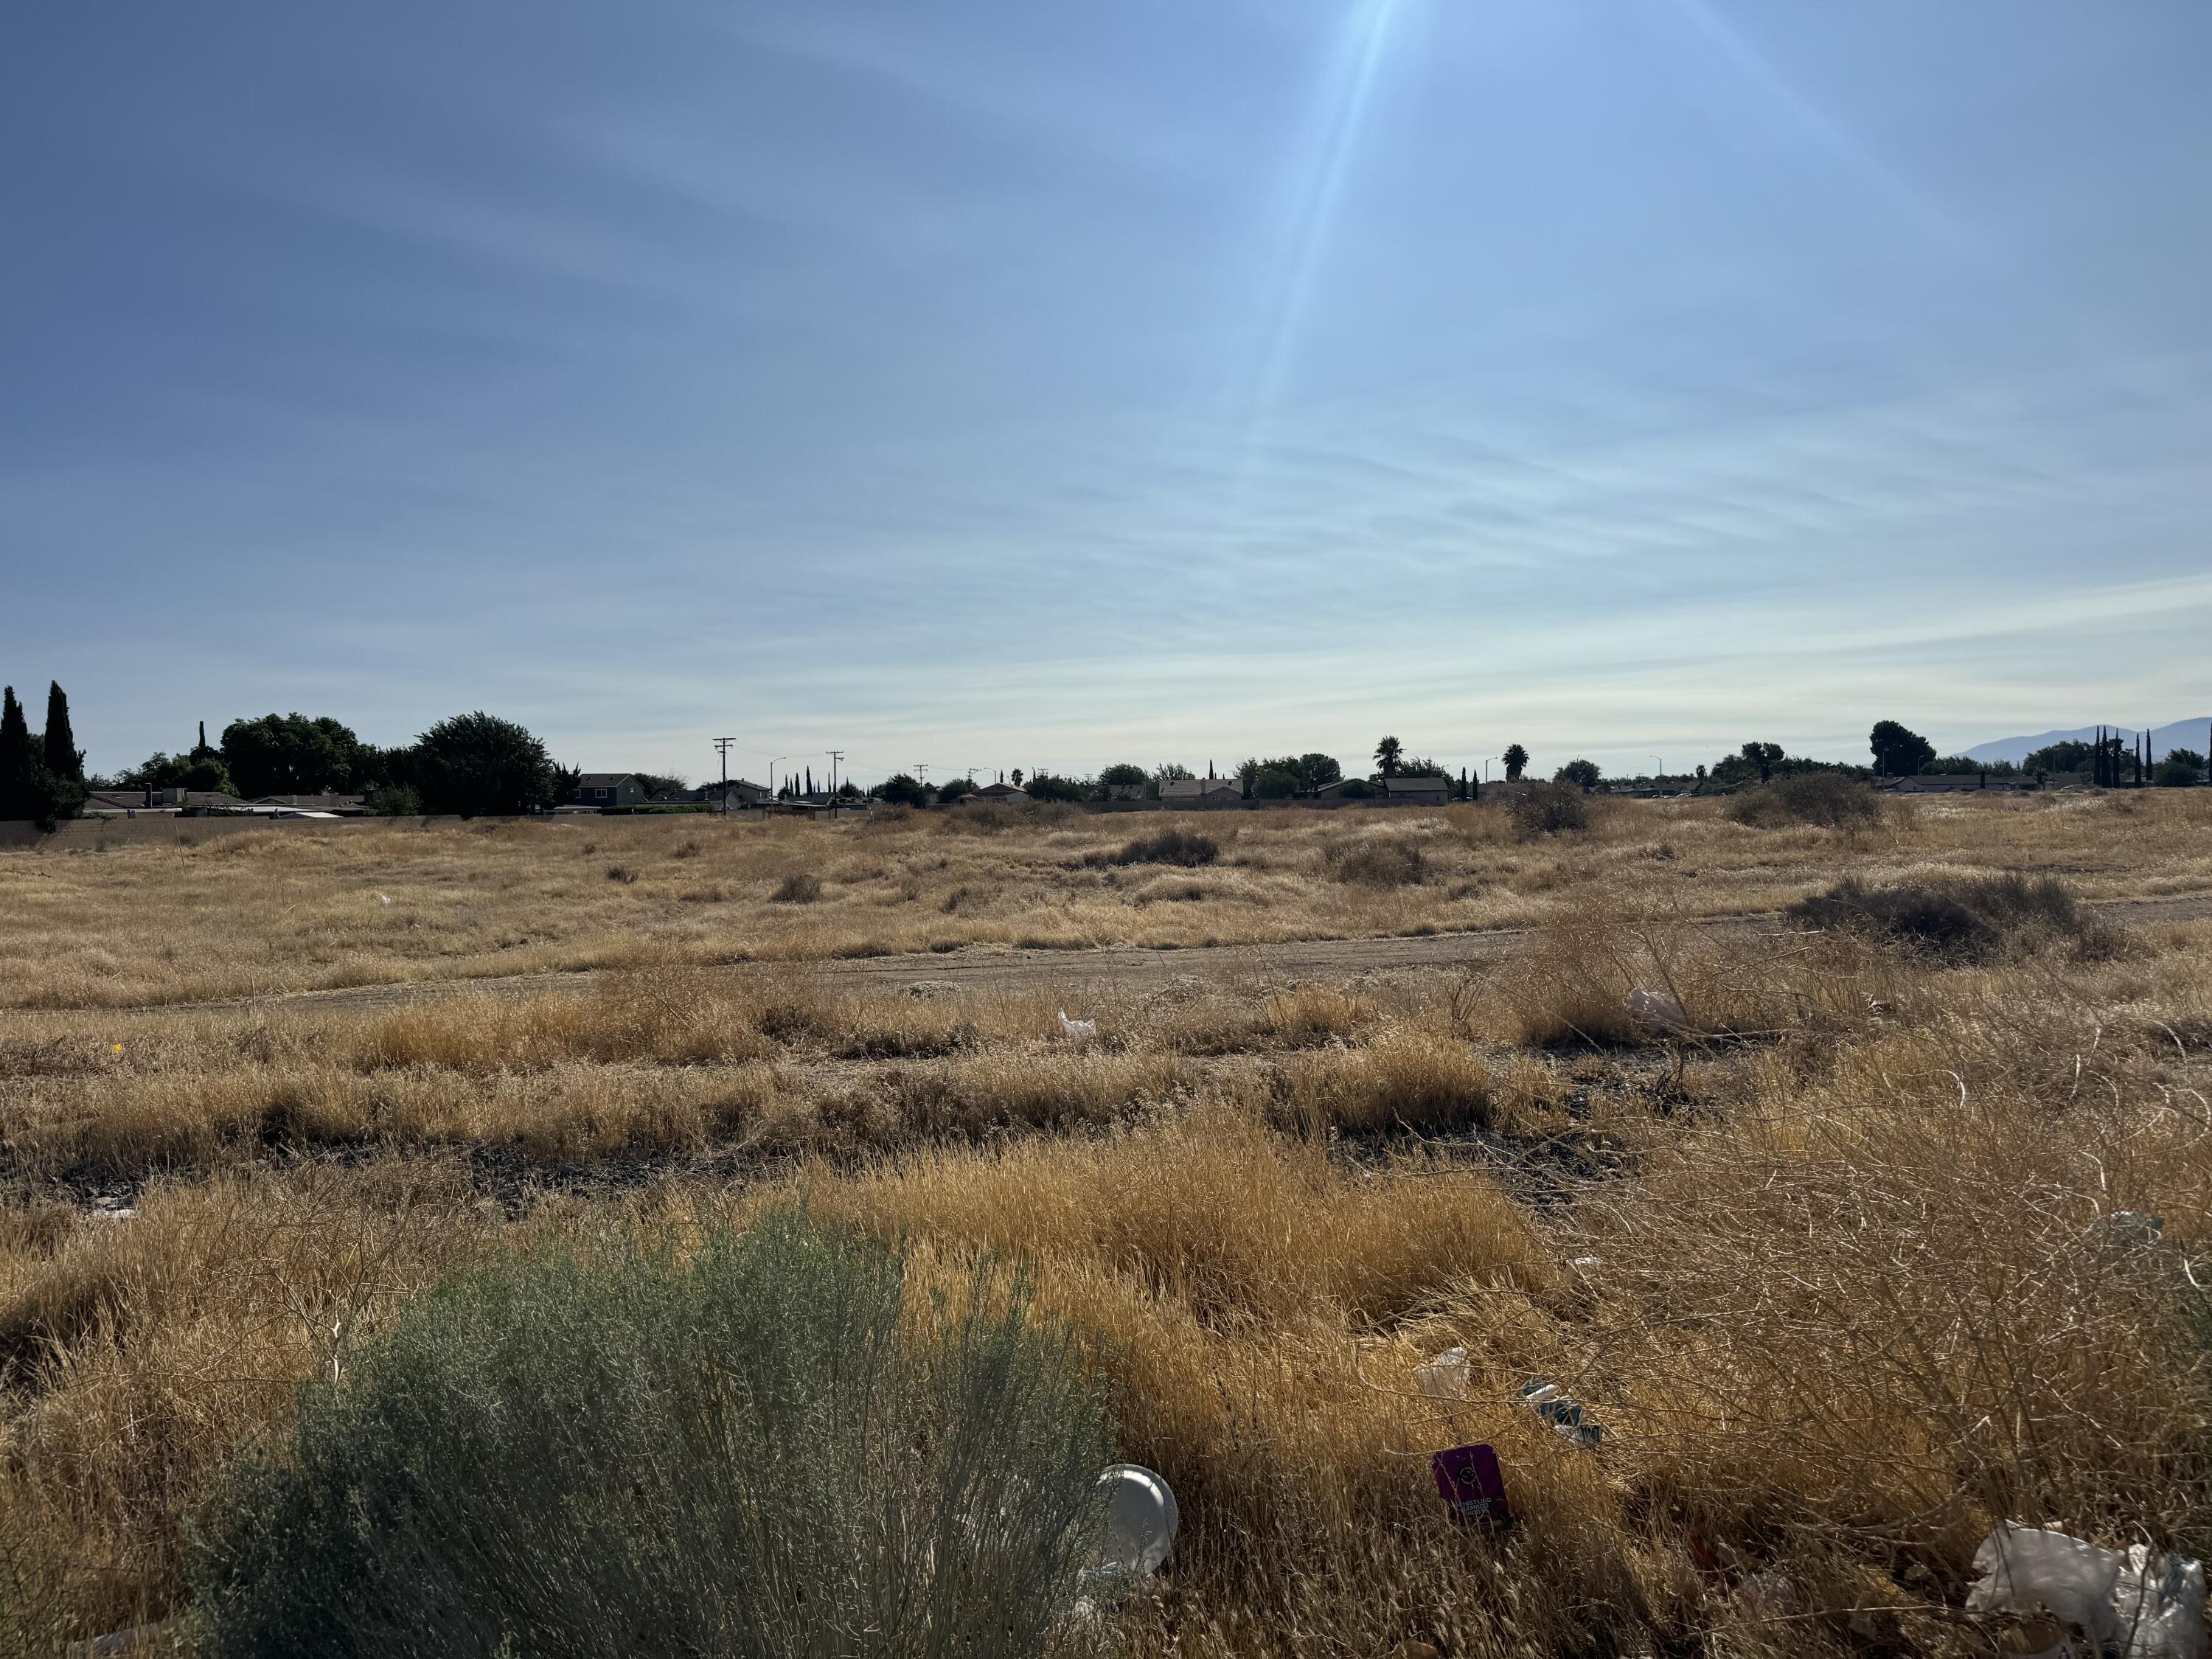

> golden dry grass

[
  {"left": 4, "top": 794, "right": 2212, "bottom": 1654},
  {"left": 4, "top": 791, "right": 2210, "bottom": 1010}
]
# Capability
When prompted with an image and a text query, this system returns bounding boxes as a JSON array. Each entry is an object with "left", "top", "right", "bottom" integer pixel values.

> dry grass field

[{"left": 6, "top": 791, "right": 2212, "bottom": 1655}]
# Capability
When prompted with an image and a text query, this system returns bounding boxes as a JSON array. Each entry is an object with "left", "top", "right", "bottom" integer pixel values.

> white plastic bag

[
  {"left": 1966, "top": 1522, "right": 2207, "bottom": 1659},
  {"left": 1627, "top": 987, "right": 1689, "bottom": 1034},
  {"left": 1057, "top": 1009, "right": 1097, "bottom": 1040},
  {"left": 1414, "top": 1346, "right": 1470, "bottom": 1402}
]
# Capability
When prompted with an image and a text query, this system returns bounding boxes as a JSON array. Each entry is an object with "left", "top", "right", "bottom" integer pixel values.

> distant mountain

[{"left": 1964, "top": 717, "right": 2212, "bottom": 767}]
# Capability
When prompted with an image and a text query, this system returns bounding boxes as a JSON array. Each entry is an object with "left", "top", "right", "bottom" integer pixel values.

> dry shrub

[
  {"left": 1537, "top": 1069, "right": 2212, "bottom": 1609},
  {"left": 1274, "top": 1029, "right": 1494, "bottom": 1136},
  {"left": 1508, "top": 782, "right": 1589, "bottom": 840},
  {"left": 1106, "top": 827, "right": 1220, "bottom": 868},
  {"left": 771, "top": 871, "right": 822, "bottom": 904},
  {"left": 1790, "top": 872, "right": 2123, "bottom": 964},
  {"left": 1726, "top": 773, "right": 1882, "bottom": 830},
  {"left": 1326, "top": 837, "right": 1427, "bottom": 888},
  {"left": 810, "top": 1106, "right": 1548, "bottom": 1325}
]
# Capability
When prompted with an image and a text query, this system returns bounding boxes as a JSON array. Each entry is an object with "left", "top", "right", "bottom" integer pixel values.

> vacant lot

[{"left": 5, "top": 792, "right": 2212, "bottom": 1655}]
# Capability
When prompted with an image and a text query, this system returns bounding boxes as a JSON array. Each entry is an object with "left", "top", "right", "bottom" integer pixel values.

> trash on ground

[
  {"left": 901, "top": 979, "right": 959, "bottom": 999},
  {"left": 1430, "top": 1443, "right": 1510, "bottom": 1526},
  {"left": 1627, "top": 987, "right": 1690, "bottom": 1034},
  {"left": 1057, "top": 1009, "right": 1097, "bottom": 1040},
  {"left": 1966, "top": 1521, "right": 2206, "bottom": 1659},
  {"left": 1520, "top": 1379, "right": 1604, "bottom": 1447},
  {"left": 1414, "top": 1346, "right": 1470, "bottom": 1402},
  {"left": 1089, "top": 1464, "right": 1178, "bottom": 1579},
  {"left": 375, "top": 893, "right": 392, "bottom": 905}
]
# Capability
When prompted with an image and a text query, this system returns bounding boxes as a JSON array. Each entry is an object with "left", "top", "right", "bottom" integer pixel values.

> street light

[
  {"left": 1482, "top": 756, "right": 1502, "bottom": 783},
  {"left": 1649, "top": 755, "right": 1663, "bottom": 779},
  {"left": 768, "top": 756, "right": 789, "bottom": 797}
]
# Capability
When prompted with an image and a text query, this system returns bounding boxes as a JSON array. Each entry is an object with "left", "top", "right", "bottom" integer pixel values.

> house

[
  {"left": 85, "top": 789, "right": 183, "bottom": 816},
  {"left": 1158, "top": 776, "right": 1242, "bottom": 807},
  {"left": 695, "top": 779, "right": 771, "bottom": 810},
  {"left": 967, "top": 781, "right": 1030, "bottom": 804},
  {"left": 1891, "top": 773, "right": 2017, "bottom": 794},
  {"left": 84, "top": 788, "right": 262, "bottom": 816},
  {"left": 251, "top": 793, "right": 368, "bottom": 815},
  {"left": 1377, "top": 775, "right": 1451, "bottom": 806},
  {"left": 571, "top": 773, "right": 645, "bottom": 809}
]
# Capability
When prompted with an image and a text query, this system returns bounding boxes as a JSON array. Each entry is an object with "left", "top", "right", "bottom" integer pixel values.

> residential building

[
  {"left": 695, "top": 779, "right": 771, "bottom": 810},
  {"left": 571, "top": 773, "right": 646, "bottom": 808},
  {"left": 1377, "top": 775, "right": 1451, "bottom": 806},
  {"left": 1158, "top": 776, "right": 1242, "bottom": 807},
  {"left": 967, "top": 781, "right": 1031, "bottom": 804}
]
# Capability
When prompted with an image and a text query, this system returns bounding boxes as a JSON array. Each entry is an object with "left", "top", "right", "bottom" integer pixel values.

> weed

[
  {"left": 1508, "top": 782, "right": 1589, "bottom": 839},
  {"left": 771, "top": 872, "right": 823, "bottom": 905},
  {"left": 1726, "top": 773, "right": 1883, "bottom": 830},
  {"left": 604, "top": 863, "right": 638, "bottom": 885},
  {"left": 1325, "top": 838, "right": 1426, "bottom": 888},
  {"left": 1790, "top": 872, "right": 2122, "bottom": 963},
  {"left": 1107, "top": 828, "right": 1220, "bottom": 868}
]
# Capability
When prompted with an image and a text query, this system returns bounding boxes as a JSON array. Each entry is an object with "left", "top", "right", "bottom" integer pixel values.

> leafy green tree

[
  {"left": 1502, "top": 743, "right": 1530, "bottom": 782},
  {"left": 877, "top": 773, "right": 931, "bottom": 807},
  {"left": 0, "top": 688, "right": 41, "bottom": 822},
  {"left": 367, "top": 783, "right": 422, "bottom": 816},
  {"left": 1739, "top": 741, "right": 1784, "bottom": 783},
  {"left": 41, "top": 683, "right": 82, "bottom": 783},
  {"left": 1868, "top": 720, "right": 1935, "bottom": 778},
  {"left": 1253, "top": 766, "right": 1298, "bottom": 799},
  {"left": 1554, "top": 758, "right": 1601, "bottom": 790},
  {"left": 1373, "top": 735, "right": 1403, "bottom": 777},
  {"left": 413, "top": 713, "right": 563, "bottom": 815},
  {"left": 2156, "top": 749, "right": 2207, "bottom": 787},
  {"left": 1097, "top": 764, "right": 1147, "bottom": 790},
  {"left": 936, "top": 776, "right": 976, "bottom": 804},
  {"left": 633, "top": 773, "right": 687, "bottom": 800},
  {"left": 1298, "top": 753, "right": 1342, "bottom": 791},
  {"left": 221, "top": 713, "right": 366, "bottom": 798},
  {"left": 2024, "top": 740, "right": 2093, "bottom": 775},
  {"left": 1334, "top": 777, "right": 1373, "bottom": 799},
  {"left": 1023, "top": 772, "right": 1085, "bottom": 802}
]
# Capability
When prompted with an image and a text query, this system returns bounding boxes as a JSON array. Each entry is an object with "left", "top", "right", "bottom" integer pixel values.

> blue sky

[{"left": 4, "top": 1, "right": 2209, "bottom": 785}]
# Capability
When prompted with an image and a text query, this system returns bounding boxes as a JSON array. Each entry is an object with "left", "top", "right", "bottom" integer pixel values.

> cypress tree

[
  {"left": 42, "top": 681, "right": 82, "bottom": 781},
  {"left": 0, "top": 686, "right": 41, "bottom": 822}
]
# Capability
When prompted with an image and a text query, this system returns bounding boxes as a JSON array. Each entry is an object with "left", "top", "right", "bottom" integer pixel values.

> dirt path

[{"left": 105, "top": 891, "right": 2212, "bottom": 1020}]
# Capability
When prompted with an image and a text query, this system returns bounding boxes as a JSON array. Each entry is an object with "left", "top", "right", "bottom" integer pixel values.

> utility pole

[
  {"left": 827, "top": 749, "right": 844, "bottom": 799},
  {"left": 712, "top": 737, "right": 734, "bottom": 814}
]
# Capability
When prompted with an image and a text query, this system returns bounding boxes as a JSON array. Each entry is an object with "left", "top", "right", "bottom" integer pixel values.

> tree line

[{"left": 0, "top": 686, "right": 582, "bottom": 826}]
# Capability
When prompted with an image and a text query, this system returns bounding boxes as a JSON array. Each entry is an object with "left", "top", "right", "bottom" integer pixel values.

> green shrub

[
  {"left": 1726, "top": 773, "right": 1882, "bottom": 830},
  {"left": 189, "top": 1213, "right": 1112, "bottom": 1659}
]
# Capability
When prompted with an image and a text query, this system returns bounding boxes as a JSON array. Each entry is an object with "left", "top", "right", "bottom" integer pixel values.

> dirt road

[{"left": 112, "top": 891, "right": 2212, "bottom": 1020}]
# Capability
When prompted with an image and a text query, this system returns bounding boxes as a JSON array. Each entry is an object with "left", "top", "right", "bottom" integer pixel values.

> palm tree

[
  {"left": 1502, "top": 743, "right": 1529, "bottom": 782},
  {"left": 1373, "top": 735, "right": 1403, "bottom": 777}
]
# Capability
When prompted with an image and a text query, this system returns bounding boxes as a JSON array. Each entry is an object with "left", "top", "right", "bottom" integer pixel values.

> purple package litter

[{"left": 1431, "top": 1443, "right": 1510, "bottom": 1526}]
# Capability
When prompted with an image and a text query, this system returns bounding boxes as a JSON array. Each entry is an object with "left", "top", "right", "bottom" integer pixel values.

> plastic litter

[
  {"left": 1627, "top": 988, "right": 1690, "bottom": 1034},
  {"left": 1519, "top": 1379, "right": 1604, "bottom": 1447},
  {"left": 1089, "top": 1464, "right": 1178, "bottom": 1579},
  {"left": 1430, "top": 1444, "right": 1510, "bottom": 1526},
  {"left": 1057, "top": 1009, "right": 1097, "bottom": 1040},
  {"left": 1414, "top": 1346, "right": 1470, "bottom": 1402},
  {"left": 1966, "top": 1522, "right": 2206, "bottom": 1659},
  {"left": 375, "top": 893, "right": 392, "bottom": 905}
]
